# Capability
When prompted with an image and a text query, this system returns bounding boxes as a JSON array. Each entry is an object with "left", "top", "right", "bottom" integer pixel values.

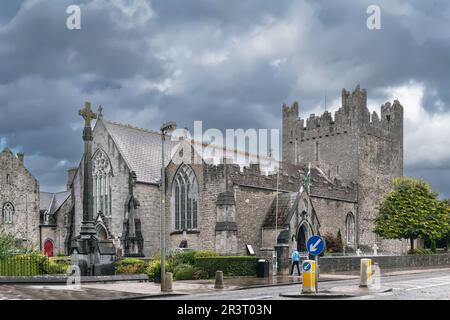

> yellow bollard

[
  {"left": 301, "top": 260, "right": 316, "bottom": 294},
  {"left": 359, "top": 258, "right": 372, "bottom": 287}
]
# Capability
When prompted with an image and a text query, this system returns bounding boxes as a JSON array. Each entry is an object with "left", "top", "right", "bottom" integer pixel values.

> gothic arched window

[
  {"left": 346, "top": 212, "right": 355, "bottom": 245},
  {"left": 173, "top": 165, "right": 198, "bottom": 231},
  {"left": 3, "top": 202, "right": 14, "bottom": 224},
  {"left": 92, "top": 149, "right": 113, "bottom": 217}
]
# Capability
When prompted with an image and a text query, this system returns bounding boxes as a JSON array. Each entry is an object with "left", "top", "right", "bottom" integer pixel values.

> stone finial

[
  {"left": 98, "top": 105, "right": 103, "bottom": 118},
  {"left": 17, "top": 152, "right": 24, "bottom": 164}
]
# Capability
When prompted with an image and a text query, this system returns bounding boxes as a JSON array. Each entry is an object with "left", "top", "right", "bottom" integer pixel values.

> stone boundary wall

[{"left": 319, "top": 254, "right": 450, "bottom": 273}]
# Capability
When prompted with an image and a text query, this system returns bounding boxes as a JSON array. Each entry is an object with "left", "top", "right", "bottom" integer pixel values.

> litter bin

[{"left": 257, "top": 259, "right": 269, "bottom": 278}]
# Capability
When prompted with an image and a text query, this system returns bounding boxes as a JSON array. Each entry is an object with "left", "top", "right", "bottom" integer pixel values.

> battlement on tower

[{"left": 282, "top": 85, "right": 403, "bottom": 142}]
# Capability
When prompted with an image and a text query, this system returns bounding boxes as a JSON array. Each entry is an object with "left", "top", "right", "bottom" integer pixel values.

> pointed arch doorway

[{"left": 297, "top": 224, "right": 308, "bottom": 252}]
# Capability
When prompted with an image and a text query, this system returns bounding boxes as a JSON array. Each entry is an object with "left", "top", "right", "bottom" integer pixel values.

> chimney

[
  {"left": 17, "top": 152, "right": 24, "bottom": 164},
  {"left": 67, "top": 167, "right": 77, "bottom": 191}
]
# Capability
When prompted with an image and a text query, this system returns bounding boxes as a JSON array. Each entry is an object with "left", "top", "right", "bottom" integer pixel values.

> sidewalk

[
  {"left": 3, "top": 267, "right": 447, "bottom": 300},
  {"left": 81, "top": 274, "right": 358, "bottom": 299},
  {"left": 0, "top": 273, "right": 355, "bottom": 300}
]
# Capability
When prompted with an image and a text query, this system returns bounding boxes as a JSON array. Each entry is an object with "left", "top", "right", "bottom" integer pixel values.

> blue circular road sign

[
  {"left": 307, "top": 235, "right": 325, "bottom": 256},
  {"left": 303, "top": 262, "right": 311, "bottom": 272}
]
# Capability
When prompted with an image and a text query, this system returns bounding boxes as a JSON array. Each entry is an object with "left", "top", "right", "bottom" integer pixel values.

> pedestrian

[{"left": 290, "top": 248, "right": 301, "bottom": 276}]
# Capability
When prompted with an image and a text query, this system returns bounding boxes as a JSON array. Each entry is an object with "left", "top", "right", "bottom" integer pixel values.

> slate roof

[
  {"left": 262, "top": 192, "right": 299, "bottom": 228},
  {"left": 102, "top": 120, "right": 182, "bottom": 184},
  {"left": 40, "top": 191, "right": 70, "bottom": 215},
  {"left": 102, "top": 119, "right": 280, "bottom": 184}
]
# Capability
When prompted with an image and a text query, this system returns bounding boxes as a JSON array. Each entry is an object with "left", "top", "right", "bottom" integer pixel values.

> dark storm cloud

[{"left": 0, "top": 0, "right": 449, "bottom": 197}]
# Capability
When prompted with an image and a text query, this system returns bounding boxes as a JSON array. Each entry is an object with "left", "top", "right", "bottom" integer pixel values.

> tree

[
  {"left": 443, "top": 200, "right": 450, "bottom": 252},
  {"left": 374, "top": 177, "right": 450, "bottom": 254},
  {"left": 323, "top": 230, "right": 343, "bottom": 253},
  {"left": 0, "top": 230, "right": 18, "bottom": 259}
]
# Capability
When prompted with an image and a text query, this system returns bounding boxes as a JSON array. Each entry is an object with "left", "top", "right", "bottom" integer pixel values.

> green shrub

[
  {"left": 145, "top": 258, "right": 174, "bottom": 282},
  {"left": 173, "top": 264, "right": 194, "bottom": 281},
  {"left": 193, "top": 250, "right": 218, "bottom": 259},
  {"left": 146, "top": 259, "right": 161, "bottom": 282},
  {"left": 192, "top": 267, "right": 209, "bottom": 280},
  {"left": 49, "top": 256, "right": 71, "bottom": 274},
  {"left": 172, "top": 251, "right": 196, "bottom": 266},
  {"left": 195, "top": 256, "right": 258, "bottom": 278},
  {"left": 145, "top": 250, "right": 220, "bottom": 282},
  {"left": 115, "top": 258, "right": 146, "bottom": 274},
  {"left": 119, "top": 258, "right": 145, "bottom": 265},
  {"left": 409, "top": 248, "right": 433, "bottom": 255},
  {"left": 172, "top": 249, "right": 218, "bottom": 267},
  {"left": 0, "top": 232, "right": 19, "bottom": 259}
]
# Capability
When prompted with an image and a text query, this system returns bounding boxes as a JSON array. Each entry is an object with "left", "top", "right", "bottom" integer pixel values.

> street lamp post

[{"left": 160, "top": 121, "right": 176, "bottom": 292}]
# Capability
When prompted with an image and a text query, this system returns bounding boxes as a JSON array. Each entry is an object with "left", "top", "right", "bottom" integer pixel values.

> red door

[{"left": 44, "top": 240, "right": 54, "bottom": 257}]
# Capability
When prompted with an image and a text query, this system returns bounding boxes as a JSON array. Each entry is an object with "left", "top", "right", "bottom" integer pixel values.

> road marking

[
  {"left": 355, "top": 276, "right": 450, "bottom": 299},
  {"left": 239, "top": 295, "right": 273, "bottom": 300},
  {"left": 404, "top": 281, "right": 450, "bottom": 292}
]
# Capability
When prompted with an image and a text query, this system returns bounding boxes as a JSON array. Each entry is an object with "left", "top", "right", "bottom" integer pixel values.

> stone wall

[
  {"left": 319, "top": 254, "right": 450, "bottom": 273},
  {"left": 0, "top": 149, "right": 40, "bottom": 249},
  {"left": 134, "top": 183, "right": 160, "bottom": 257},
  {"left": 310, "top": 197, "right": 356, "bottom": 247}
]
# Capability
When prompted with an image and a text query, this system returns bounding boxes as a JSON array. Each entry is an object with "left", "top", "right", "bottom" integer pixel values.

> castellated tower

[{"left": 282, "top": 85, "right": 404, "bottom": 251}]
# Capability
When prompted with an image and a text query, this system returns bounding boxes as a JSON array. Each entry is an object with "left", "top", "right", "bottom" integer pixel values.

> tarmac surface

[{"left": 0, "top": 267, "right": 449, "bottom": 300}]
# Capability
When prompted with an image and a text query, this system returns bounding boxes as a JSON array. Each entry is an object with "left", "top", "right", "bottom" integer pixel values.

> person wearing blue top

[{"left": 290, "top": 249, "right": 301, "bottom": 276}]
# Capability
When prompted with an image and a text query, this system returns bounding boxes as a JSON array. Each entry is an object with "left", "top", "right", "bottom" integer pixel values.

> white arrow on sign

[{"left": 309, "top": 239, "right": 322, "bottom": 252}]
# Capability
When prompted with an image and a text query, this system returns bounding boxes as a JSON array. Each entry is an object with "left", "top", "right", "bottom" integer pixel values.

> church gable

[
  {"left": 101, "top": 119, "right": 181, "bottom": 184},
  {"left": 0, "top": 148, "right": 38, "bottom": 188}
]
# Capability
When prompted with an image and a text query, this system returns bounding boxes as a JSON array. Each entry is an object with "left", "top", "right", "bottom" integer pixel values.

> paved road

[
  {"left": 1, "top": 269, "right": 449, "bottom": 300},
  {"left": 153, "top": 269, "right": 450, "bottom": 300}
]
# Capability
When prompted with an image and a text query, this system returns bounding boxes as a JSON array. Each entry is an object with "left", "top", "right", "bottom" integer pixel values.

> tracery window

[
  {"left": 173, "top": 165, "right": 198, "bottom": 230},
  {"left": 3, "top": 202, "right": 14, "bottom": 224},
  {"left": 93, "top": 149, "right": 112, "bottom": 217}
]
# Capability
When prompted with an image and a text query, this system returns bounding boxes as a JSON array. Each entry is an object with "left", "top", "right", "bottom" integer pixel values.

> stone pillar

[
  {"left": 274, "top": 230, "right": 291, "bottom": 275},
  {"left": 79, "top": 102, "right": 97, "bottom": 238},
  {"left": 274, "top": 244, "right": 290, "bottom": 275},
  {"left": 71, "top": 102, "right": 116, "bottom": 275},
  {"left": 215, "top": 191, "right": 238, "bottom": 255}
]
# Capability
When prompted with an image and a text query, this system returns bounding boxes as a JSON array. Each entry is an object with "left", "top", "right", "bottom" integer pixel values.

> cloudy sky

[{"left": 0, "top": 0, "right": 449, "bottom": 198}]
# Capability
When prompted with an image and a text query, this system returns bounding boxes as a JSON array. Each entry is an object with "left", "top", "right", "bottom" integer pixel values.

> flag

[{"left": 306, "top": 162, "right": 311, "bottom": 194}]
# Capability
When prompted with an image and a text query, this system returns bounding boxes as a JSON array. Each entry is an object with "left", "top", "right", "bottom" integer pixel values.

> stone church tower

[{"left": 282, "top": 85, "right": 404, "bottom": 252}]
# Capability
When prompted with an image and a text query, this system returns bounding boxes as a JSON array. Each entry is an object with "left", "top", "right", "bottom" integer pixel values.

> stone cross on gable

[{"left": 79, "top": 102, "right": 97, "bottom": 127}]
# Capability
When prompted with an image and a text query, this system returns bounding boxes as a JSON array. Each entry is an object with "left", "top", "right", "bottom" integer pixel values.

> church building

[{"left": 68, "top": 85, "right": 408, "bottom": 258}]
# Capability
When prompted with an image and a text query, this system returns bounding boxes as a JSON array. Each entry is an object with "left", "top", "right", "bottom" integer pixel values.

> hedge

[
  {"left": 115, "top": 258, "right": 146, "bottom": 275},
  {"left": 194, "top": 256, "right": 259, "bottom": 278},
  {"left": 0, "top": 254, "right": 54, "bottom": 276}
]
